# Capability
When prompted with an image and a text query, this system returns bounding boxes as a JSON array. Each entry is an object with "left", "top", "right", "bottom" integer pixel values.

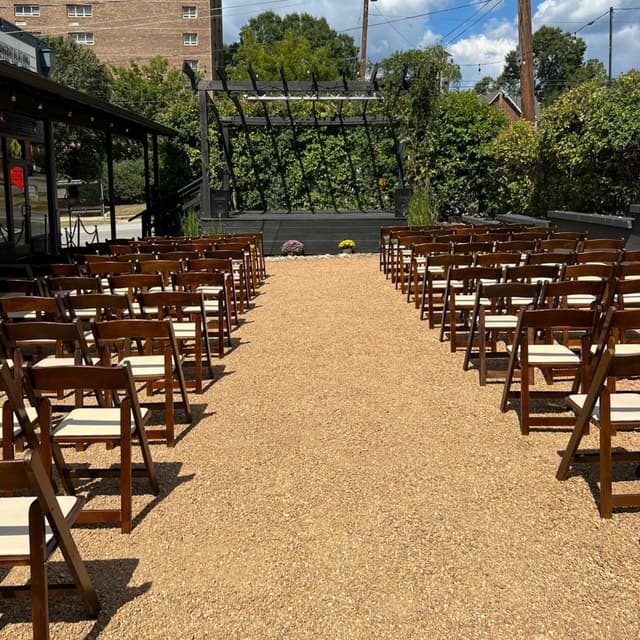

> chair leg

[
  {"left": 599, "top": 405, "right": 613, "bottom": 518},
  {"left": 28, "top": 505, "right": 50, "bottom": 640},
  {"left": 556, "top": 413, "right": 591, "bottom": 480},
  {"left": 519, "top": 356, "right": 530, "bottom": 435},
  {"left": 120, "top": 403, "right": 132, "bottom": 533}
]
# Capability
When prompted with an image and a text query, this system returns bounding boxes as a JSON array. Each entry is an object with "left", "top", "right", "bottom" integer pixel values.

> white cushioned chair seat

[
  {"left": 196, "top": 285, "right": 224, "bottom": 295},
  {"left": 11, "top": 406, "right": 38, "bottom": 438},
  {"left": 120, "top": 355, "right": 173, "bottom": 378},
  {"left": 566, "top": 294, "right": 597, "bottom": 306},
  {"left": 32, "top": 356, "right": 100, "bottom": 368},
  {"left": 589, "top": 343, "right": 640, "bottom": 355},
  {"left": 0, "top": 495, "right": 79, "bottom": 557},
  {"left": 518, "top": 343, "right": 581, "bottom": 365},
  {"left": 567, "top": 392, "right": 640, "bottom": 424},
  {"left": 52, "top": 406, "right": 150, "bottom": 438},
  {"left": 171, "top": 322, "right": 198, "bottom": 339},
  {"left": 483, "top": 314, "right": 518, "bottom": 329},
  {"left": 183, "top": 302, "right": 220, "bottom": 314}
]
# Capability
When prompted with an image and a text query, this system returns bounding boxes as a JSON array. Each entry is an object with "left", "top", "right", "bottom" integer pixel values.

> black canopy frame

[
  {"left": 0, "top": 60, "right": 176, "bottom": 253},
  {"left": 196, "top": 63, "right": 405, "bottom": 216}
]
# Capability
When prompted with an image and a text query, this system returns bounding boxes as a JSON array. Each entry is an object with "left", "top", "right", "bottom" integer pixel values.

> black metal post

[
  {"left": 43, "top": 119, "right": 60, "bottom": 254},
  {"left": 105, "top": 130, "right": 116, "bottom": 241}
]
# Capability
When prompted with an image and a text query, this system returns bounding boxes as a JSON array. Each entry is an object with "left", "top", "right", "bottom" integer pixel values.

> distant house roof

[{"left": 479, "top": 89, "right": 541, "bottom": 121}]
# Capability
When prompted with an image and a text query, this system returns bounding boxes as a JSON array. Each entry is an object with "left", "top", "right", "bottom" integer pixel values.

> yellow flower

[{"left": 338, "top": 239, "right": 355, "bottom": 249}]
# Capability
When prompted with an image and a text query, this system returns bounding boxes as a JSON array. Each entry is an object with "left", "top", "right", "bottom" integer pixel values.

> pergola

[
  {"left": 0, "top": 60, "right": 175, "bottom": 254},
  {"left": 195, "top": 64, "right": 405, "bottom": 216}
]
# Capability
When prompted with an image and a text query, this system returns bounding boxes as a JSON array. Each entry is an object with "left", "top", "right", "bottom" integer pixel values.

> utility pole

[
  {"left": 210, "top": 0, "right": 224, "bottom": 77},
  {"left": 359, "top": 0, "right": 370, "bottom": 80},
  {"left": 608, "top": 6, "right": 614, "bottom": 84},
  {"left": 517, "top": 0, "right": 535, "bottom": 123}
]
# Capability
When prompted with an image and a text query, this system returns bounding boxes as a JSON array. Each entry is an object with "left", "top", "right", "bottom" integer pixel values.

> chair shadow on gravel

[
  {"left": 63, "top": 461, "right": 195, "bottom": 531},
  {"left": 503, "top": 397, "right": 579, "bottom": 433},
  {"left": 556, "top": 447, "right": 640, "bottom": 515},
  {"left": 0, "top": 558, "right": 150, "bottom": 640}
]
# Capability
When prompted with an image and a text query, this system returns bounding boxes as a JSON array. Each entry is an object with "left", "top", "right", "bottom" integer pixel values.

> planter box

[
  {"left": 201, "top": 210, "right": 405, "bottom": 255},
  {"left": 546, "top": 210, "right": 640, "bottom": 248}
]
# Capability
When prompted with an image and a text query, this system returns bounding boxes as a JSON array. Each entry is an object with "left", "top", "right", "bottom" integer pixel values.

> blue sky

[{"left": 222, "top": 1, "right": 640, "bottom": 86}]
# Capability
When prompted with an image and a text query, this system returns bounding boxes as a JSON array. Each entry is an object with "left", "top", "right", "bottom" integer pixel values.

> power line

[
  {"left": 338, "top": 1, "right": 494, "bottom": 33},
  {"left": 573, "top": 9, "right": 610, "bottom": 36},
  {"left": 441, "top": 0, "right": 499, "bottom": 44}
]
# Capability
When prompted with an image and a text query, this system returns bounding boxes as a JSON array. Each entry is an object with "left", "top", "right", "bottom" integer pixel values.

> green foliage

[
  {"left": 228, "top": 11, "right": 357, "bottom": 80},
  {"left": 407, "top": 187, "right": 439, "bottom": 226},
  {"left": 112, "top": 158, "right": 145, "bottom": 204},
  {"left": 379, "top": 46, "right": 461, "bottom": 190},
  {"left": 536, "top": 71, "right": 640, "bottom": 214},
  {"left": 482, "top": 120, "right": 540, "bottom": 217},
  {"left": 424, "top": 91, "right": 509, "bottom": 218},
  {"left": 43, "top": 36, "right": 110, "bottom": 181},
  {"left": 498, "top": 27, "right": 606, "bottom": 106},
  {"left": 109, "top": 57, "right": 200, "bottom": 194},
  {"left": 181, "top": 209, "right": 201, "bottom": 237}
]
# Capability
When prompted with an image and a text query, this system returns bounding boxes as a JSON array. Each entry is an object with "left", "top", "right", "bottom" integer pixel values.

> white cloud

[{"left": 448, "top": 33, "right": 515, "bottom": 87}]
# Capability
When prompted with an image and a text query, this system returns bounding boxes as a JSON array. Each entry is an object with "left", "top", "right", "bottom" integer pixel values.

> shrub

[
  {"left": 280, "top": 239, "right": 304, "bottom": 256},
  {"left": 113, "top": 158, "right": 145, "bottom": 204}
]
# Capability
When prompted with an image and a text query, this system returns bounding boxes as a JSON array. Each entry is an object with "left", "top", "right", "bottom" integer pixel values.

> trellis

[{"left": 195, "top": 63, "right": 406, "bottom": 216}]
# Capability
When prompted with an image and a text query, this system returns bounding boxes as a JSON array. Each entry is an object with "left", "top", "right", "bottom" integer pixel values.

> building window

[
  {"left": 67, "top": 4, "right": 92, "bottom": 17},
  {"left": 182, "top": 5, "right": 197, "bottom": 18},
  {"left": 183, "top": 33, "right": 197, "bottom": 46},
  {"left": 68, "top": 32, "right": 94, "bottom": 45},
  {"left": 14, "top": 5, "right": 40, "bottom": 17},
  {"left": 184, "top": 59, "right": 198, "bottom": 71}
]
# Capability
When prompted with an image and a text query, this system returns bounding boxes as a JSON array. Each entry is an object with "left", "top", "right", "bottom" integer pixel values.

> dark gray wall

[{"left": 202, "top": 212, "right": 405, "bottom": 255}]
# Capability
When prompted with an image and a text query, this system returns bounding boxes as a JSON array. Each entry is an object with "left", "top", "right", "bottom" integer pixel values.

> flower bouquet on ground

[
  {"left": 281, "top": 239, "right": 305, "bottom": 256},
  {"left": 338, "top": 239, "right": 356, "bottom": 253}
]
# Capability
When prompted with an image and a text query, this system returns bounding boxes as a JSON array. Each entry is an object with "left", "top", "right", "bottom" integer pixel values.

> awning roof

[{"left": 0, "top": 60, "right": 176, "bottom": 139}]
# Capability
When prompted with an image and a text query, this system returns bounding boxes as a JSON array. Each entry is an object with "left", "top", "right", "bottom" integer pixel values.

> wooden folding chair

[
  {"left": 91, "top": 319, "right": 192, "bottom": 447},
  {"left": 500, "top": 308, "right": 600, "bottom": 434},
  {"left": 172, "top": 271, "right": 231, "bottom": 356},
  {"left": 0, "top": 295, "right": 64, "bottom": 323},
  {"left": 439, "top": 266, "right": 503, "bottom": 350},
  {"left": 0, "top": 448, "right": 100, "bottom": 638},
  {"left": 407, "top": 242, "right": 451, "bottom": 307},
  {"left": 138, "top": 290, "right": 213, "bottom": 392},
  {"left": 419, "top": 253, "right": 473, "bottom": 323},
  {"left": 44, "top": 275, "right": 103, "bottom": 296},
  {"left": 463, "top": 281, "right": 542, "bottom": 385},
  {"left": 188, "top": 257, "right": 239, "bottom": 324},
  {"left": 28, "top": 363, "right": 159, "bottom": 533},
  {"left": 557, "top": 349, "right": 640, "bottom": 517}
]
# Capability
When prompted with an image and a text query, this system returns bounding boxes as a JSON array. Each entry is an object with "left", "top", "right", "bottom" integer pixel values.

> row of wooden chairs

[{"left": 381, "top": 228, "right": 640, "bottom": 519}]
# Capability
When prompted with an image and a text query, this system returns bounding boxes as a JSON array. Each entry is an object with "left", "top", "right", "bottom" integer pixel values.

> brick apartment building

[{"left": 0, "top": 1, "right": 222, "bottom": 78}]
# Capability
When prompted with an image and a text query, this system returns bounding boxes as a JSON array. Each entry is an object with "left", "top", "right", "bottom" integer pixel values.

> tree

[
  {"left": 536, "top": 71, "right": 640, "bottom": 214},
  {"left": 474, "top": 76, "right": 499, "bottom": 95},
  {"left": 228, "top": 11, "right": 358, "bottom": 79},
  {"left": 109, "top": 57, "right": 200, "bottom": 194},
  {"left": 498, "top": 27, "right": 605, "bottom": 105},
  {"left": 425, "top": 91, "right": 508, "bottom": 217},
  {"left": 379, "top": 46, "right": 461, "bottom": 189},
  {"left": 42, "top": 36, "right": 111, "bottom": 180}
]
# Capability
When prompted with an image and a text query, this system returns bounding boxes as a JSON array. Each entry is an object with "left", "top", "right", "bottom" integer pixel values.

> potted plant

[
  {"left": 280, "top": 239, "right": 305, "bottom": 256},
  {"left": 338, "top": 239, "right": 356, "bottom": 254}
]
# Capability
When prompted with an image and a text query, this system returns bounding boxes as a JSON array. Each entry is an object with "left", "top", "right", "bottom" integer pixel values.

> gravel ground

[{"left": 3, "top": 254, "right": 640, "bottom": 639}]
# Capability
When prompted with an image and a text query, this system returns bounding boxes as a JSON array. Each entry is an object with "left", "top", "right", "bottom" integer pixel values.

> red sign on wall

[{"left": 10, "top": 166, "right": 24, "bottom": 191}]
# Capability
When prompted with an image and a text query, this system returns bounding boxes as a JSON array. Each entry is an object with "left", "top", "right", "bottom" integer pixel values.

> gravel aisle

[{"left": 3, "top": 255, "right": 640, "bottom": 639}]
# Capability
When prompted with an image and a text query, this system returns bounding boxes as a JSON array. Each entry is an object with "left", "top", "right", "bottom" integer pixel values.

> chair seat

[
  {"left": 455, "top": 294, "right": 489, "bottom": 308},
  {"left": 120, "top": 355, "right": 174, "bottom": 378},
  {"left": 196, "top": 285, "right": 224, "bottom": 295},
  {"left": 52, "top": 407, "right": 150, "bottom": 438},
  {"left": 512, "top": 343, "right": 581, "bottom": 365},
  {"left": 567, "top": 392, "right": 640, "bottom": 425},
  {"left": 0, "top": 495, "right": 79, "bottom": 557},
  {"left": 566, "top": 294, "right": 597, "bottom": 306},
  {"left": 32, "top": 356, "right": 100, "bottom": 368},
  {"left": 171, "top": 322, "right": 198, "bottom": 339},
  {"left": 589, "top": 343, "right": 640, "bottom": 355},
  {"left": 11, "top": 406, "right": 38, "bottom": 438},
  {"left": 483, "top": 314, "right": 518, "bottom": 329},
  {"left": 182, "top": 302, "right": 220, "bottom": 314}
]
